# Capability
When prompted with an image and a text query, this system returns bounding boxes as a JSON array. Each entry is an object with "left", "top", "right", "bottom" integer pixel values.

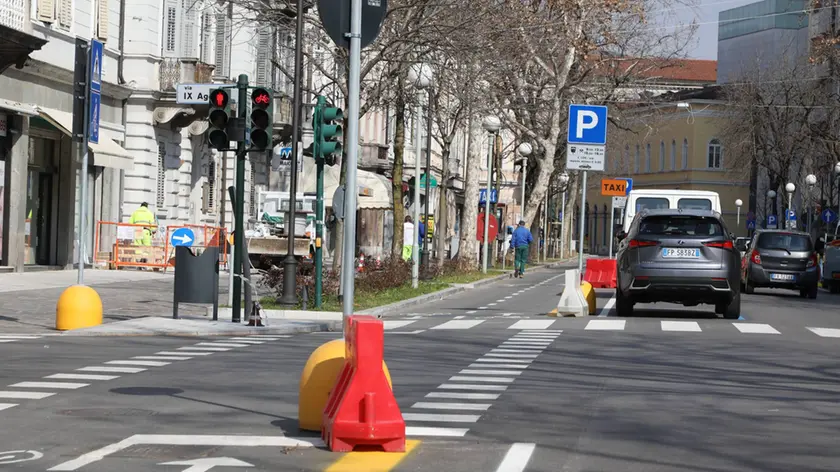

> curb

[{"left": 57, "top": 320, "right": 342, "bottom": 337}]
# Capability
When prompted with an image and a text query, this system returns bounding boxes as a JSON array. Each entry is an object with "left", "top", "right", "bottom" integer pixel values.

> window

[
  {"left": 156, "top": 142, "right": 166, "bottom": 208},
  {"left": 165, "top": 2, "right": 177, "bottom": 54},
  {"left": 682, "top": 138, "right": 688, "bottom": 169},
  {"left": 645, "top": 143, "right": 651, "bottom": 172},
  {"left": 659, "top": 141, "right": 665, "bottom": 171},
  {"left": 180, "top": 0, "right": 197, "bottom": 58},
  {"left": 639, "top": 215, "right": 724, "bottom": 237},
  {"left": 214, "top": 11, "right": 231, "bottom": 78},
  {"left": 757, "top": 233, "right": 812, "bottom": 251},
  {"left": 670, "top": 140, "right": 676, "bottom": 170},
  {"left": 36, "top": 0, "right": 55, "bottom": 23},
  {"left": 634, "top": 145, "right": 640, "bottom": 173},
  {"left": 678, "top": 198, "right": 713, "bottom": 210},
  {"left": 57, "top": 0, "right": 71, "bottom": 30},
  {"left": 96, "top": 0, "right": 109, "bottom": 41},
  {"left": 200, "top": 12, "right": 213, "bottom": 63},
  {"left": 255, "top": 27, "right": 272, "bottom": 86},
  {"left": 635, "top": 197, "right": 670, "bottom": 212},
  {"left": 707, "top": 139, "right": 723, "bottom": 169}
]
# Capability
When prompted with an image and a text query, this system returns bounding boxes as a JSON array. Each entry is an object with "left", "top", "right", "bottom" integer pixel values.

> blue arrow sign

[
  {"left": 170, "top": 227, "right": 195, "bottom": 247},
  {"left": 822, "top": 208, "right": 837, "bottom": 224}
]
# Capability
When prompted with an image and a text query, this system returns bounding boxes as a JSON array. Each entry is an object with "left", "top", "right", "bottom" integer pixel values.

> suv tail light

[
  {"left": 807, "top": 254, "right": 817, "bottom": 268},
  {"left": 750, "top": 249, "right": 761, "bottom": 265},
  {"left": 704, "top": 240, "right": 734, "bottom": 249},
  {"left": 629, "top": 239, "right": 660, "bottom": 248}
]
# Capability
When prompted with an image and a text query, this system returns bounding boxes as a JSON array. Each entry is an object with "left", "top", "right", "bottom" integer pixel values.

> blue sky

[{"left": 675, "top": 0, "right": 757, "bottom": 59}]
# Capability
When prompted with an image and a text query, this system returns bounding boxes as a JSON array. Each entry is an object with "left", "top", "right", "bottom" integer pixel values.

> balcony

[
  {"left": 0, "top": 0, "right": 46, "bottom": 74},
  {"left": 159, "top": 58, "right": 215, "bottom": 92}
]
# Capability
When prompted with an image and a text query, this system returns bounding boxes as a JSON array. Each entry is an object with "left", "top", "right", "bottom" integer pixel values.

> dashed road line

[
  {"left": 106, "top": 360, "right": 170, "bottom": 367},
  {"left": 0, "top": 391, "right": 55, "bottom": 400},
  {"left": 411, "top": 402, "right": 492, "bottom": 411},
  {"left": 46, "top": 374, "right": 119, "bottom": 381},
  {"left": 733, "top": 323, "right": 780, "bottom": 335},
  {"left": 78, "top": 366, "right": 146, "bottom": 374},
  {"left": 495, "top": 443, "right": 536, "bottom": 472},
  {"left": 10, "top": 381, "right": 88, "bottom": 390}
]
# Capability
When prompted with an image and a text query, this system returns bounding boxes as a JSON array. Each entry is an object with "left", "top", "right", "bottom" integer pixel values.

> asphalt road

[{"left": 2, "top": 264, "right": 840, "bottom": 471}]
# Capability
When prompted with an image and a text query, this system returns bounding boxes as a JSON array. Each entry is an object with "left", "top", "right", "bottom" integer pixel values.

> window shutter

[
  {"left": 180, "top": 0, "right": 197, "bottom": 58},
  {"left": 213, "top": 11, "right": 230, "bottom": 78},
  {"left": 37, "top": 0, "right": 55, "bottom": 23},
  {"left": 200, "top": 12, "right": 213, "bottom": 64},
  {"left": 255, "top": 27, "right": 271, "bottom": 86},
  {"left": 96, "top": 0, "right": 109, "bottom": 41},
  {"left": 157, "top": 142, "right": 166, "bottom": 208},
  {"left": 163, "top": 0, "right": 179, "bottom": 57},
  {"left": 57, "top": 0, "right": 72, "bottom": 30}
]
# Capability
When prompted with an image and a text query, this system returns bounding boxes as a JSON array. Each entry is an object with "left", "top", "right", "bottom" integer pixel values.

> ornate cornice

[{"left": 14, "top": 58, "right": 134, "bottom": 100}]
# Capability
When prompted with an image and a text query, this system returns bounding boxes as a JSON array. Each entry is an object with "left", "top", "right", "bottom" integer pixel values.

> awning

[
  {"left": 300, "top": 157, "right": 392, "bottom": 210},
  {"left": 37, "top": 107, "right": 134, "bottom": 171}
]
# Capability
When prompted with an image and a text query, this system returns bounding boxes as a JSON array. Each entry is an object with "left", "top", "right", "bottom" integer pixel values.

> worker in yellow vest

[{"left": 129, "top": 202, "right": 157, "bottom": 262}]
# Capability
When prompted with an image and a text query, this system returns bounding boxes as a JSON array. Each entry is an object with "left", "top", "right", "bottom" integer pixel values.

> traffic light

[
  {"left": 207, "top": 88, "right": 231, "bottom": 150},
  {"left": 316, "top": 104, "right": 343, "bottom": 166},
  {"left": 250, "top": 87, "right": 273, "bottom": 151}
]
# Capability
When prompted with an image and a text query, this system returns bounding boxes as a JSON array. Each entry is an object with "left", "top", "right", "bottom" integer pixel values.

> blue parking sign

[{"left": 567, "top": 104, "right": 608, "bottom": 145}]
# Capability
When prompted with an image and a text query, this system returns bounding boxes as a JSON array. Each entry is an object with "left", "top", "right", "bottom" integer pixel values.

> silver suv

[{"left": 615, "top": 209, "right": 741, "bottom": 318}]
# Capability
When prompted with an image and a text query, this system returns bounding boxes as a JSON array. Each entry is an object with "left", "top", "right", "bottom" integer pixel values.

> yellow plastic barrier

[
  {"left": 581, "top": 281, "right": 596, "bottom": 315},
  {"left": 56, "top": 285, "right": 103, "bottom": 331}
]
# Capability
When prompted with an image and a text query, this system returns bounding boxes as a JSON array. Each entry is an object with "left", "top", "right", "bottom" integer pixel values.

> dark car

[
  {"left": 741, "top": 229, "right": 819, "bottom": 298},
  {"left": 615, "top": 209, "right": 741, "bottom": 318}
]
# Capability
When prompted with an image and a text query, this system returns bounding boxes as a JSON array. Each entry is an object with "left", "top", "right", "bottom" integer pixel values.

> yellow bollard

[
  {"left": 580, "top": 281, "right": 596, "bottom": 316},
  {"left": 55, "top": 285, "right": 103, "bottom": 331},
  {"left": 298, "top": 338, "right": 392, "bottom": 432}
]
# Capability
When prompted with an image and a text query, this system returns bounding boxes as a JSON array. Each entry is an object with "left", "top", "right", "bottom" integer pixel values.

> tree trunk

[
  {"left": 436, "top": 146, "right": 451, "bottom": 264},
  {"left": 460, "top": 113, "right": 481, "bottom": 268},
  {"left": 391, "top": 90, "right": 407, "bottom": 258},
  {"left": 529, "top": 201, "right": 543, "bottom": 263},
  {"left": 522, "top": 150, "right": 555, "bottom": 228}
]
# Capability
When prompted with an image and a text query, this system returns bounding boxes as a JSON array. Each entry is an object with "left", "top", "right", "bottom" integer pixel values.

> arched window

[
  {"left": 681, "top": 138, "right": 688, "bottom": 169},
  {"left": 670, "top": 140, "right": 676, "bottom": 170},
  {"left": 659, "top": 141, "right": 665, "bottom": 171},
  {"left": 635, "top": 145, "right": 640, "bottom": 173},
  {"left": 645, "top": 143, "right": 651, "bottom": 172},
  {"left": 707, "top": 138, "right": 723, "bottom": 169}
]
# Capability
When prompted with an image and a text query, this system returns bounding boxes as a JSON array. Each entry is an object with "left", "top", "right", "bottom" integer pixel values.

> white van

[{"left": 621, "top": 189, "right": 722, "bottom": 233}]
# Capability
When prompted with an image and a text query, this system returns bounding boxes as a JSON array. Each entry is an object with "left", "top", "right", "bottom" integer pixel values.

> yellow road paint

[
  {"left": 324, "top": 439, "right": 421, "bottom": 472},
  {"left": 547, "top": 308, "right": 559, "bottom": 317}
]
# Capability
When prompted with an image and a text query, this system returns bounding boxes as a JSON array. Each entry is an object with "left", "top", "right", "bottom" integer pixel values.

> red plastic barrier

[
  {"left": 583, "top": 258, "right": 617, "bottom": 289},
  {"left": 322, "top": 315, "right": 406, "bottom": 452}
]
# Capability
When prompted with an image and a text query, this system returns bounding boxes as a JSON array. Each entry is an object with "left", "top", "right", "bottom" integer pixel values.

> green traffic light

[
  {"left": 323, "top": 107, "right": 343, "bottom": 122},
  {"left": 208, "top": 129, "right": 229, "bottom": 150}
]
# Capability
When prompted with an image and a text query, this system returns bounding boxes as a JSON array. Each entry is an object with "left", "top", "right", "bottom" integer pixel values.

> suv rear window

[
  {"left": 635, "top": 198, "right": 669, "bottom": 212},
  {"left": 638, "top": 215, "right": 724, "bottom": 237},
  {"left": 757, "top": 233, "right": 812, "bottom": 251},
  {"left": 678, "top": 198, "right": 712, "bottom": 210}
]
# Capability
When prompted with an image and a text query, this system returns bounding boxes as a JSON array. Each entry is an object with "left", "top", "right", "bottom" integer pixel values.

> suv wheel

[
  {"left": 615, "top": 287, "right": 633, "bottom": 317},
  {"left": 744, "top": 277, "right": 755, "bottom": 294},
  {"left": 722, "top": 291, "right": 740, "bottom": 319},
  {"left": 806, "top": 284, "right": 819, "bottom": 300}
]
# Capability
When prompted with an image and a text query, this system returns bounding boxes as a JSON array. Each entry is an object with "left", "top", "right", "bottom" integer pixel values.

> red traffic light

[
  {"left": 210, "top": 89, "right": 229, "bottom": 108},
  {"left": 252, "top": 88, "right": 272, "bottom": 108}
]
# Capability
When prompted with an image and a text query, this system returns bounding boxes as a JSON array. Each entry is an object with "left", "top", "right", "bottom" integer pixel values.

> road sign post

[
  {"left": 231, "top": 74, "right": 249, "bottom": 324},
  {"left": 568, "top": 104, "right": 608, "bottom": 273},
  {"left": 603, "top": 179, "right": 630, "bottom": 259}
]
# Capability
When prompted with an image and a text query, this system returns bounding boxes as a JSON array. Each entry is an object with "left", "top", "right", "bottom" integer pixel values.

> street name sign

[{"left": 177, "top": 84, "right": 215, "bottom": 105}]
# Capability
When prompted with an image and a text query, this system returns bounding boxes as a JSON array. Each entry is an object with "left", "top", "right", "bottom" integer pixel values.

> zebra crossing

[{"left": 382, "top": 316, "right": 840, "bottom": 339}]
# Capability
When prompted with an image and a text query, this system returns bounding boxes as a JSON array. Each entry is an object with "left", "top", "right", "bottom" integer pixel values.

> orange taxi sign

[{"left": 601, "top": 178, "right": 628, "bottom": 196}]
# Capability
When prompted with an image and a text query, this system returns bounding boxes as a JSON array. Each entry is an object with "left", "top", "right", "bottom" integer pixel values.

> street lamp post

[
  {"left": 805, "top": 174, "right": 817, "bottom": 233},
  {"left": 517, "top": 143, "right": 532, "bottom": 223},
  {"left": 735, "top": 199, "right": 743, "bottom": 226},
  {"left": 481, "top": 115, "right": 501, "bottom": 274},
  {"left": 786, "top": 182, "right": 796, "bottom": 229},
  {"left": 766, "top": 190, "right": 776, "bottom": 228},
  {"left": 558, "top": 172, "right": 570, "bottom": 259},
  {"left": 407, "top": 63, "right": 432, "bottom": 289}
]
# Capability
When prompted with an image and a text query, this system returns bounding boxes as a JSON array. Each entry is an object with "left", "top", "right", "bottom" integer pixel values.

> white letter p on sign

[{"left": 576, "top": 110, "right": 598, "bottom": 139}]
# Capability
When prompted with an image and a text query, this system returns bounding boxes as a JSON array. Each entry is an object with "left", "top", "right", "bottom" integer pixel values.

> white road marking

[
  {"left": 521, "top": 330, "right": 563, "bottom": 333},
  {"left": 495, "top": 443, "right": 537, "bottom": 472},
  {"left": 490, "top": 349, "right": 541, "bottom": 355},
  {"left": 10, "top": 381, "right": 88, "bottom": 390},
  {"left": 177, "top": 347, "right": 230, "bottom": 352},
  {"left": 384, "top": 320, "right": 416, "bottom": 330},
  {"left": 248, "top": 335, "right": 291, "bottom": 338},
  {"left": 430, "top": 320, "right": 485, "bottom": 330},
  {"left": 0, "top": 391, "right": 55, "bottom": 399},
  {"left": 449, "top": 376, "right": 515, "bottom": 383},
  {"left": 47, "top": 434, "right": 322, "bottom": 471},
  {"left": 438, "top": 383, "right": 508, "bottom": 391},
  {"left": 411, "top": 402, "right": 492, "bottom": 411},
  {"left": 598, "top": 297, "right": 616, "bottom": 317},
  {"left": 45, "top": 374, "right": 119, "bottom": 381},
  {"left": 132, "top": 356, "right": 192, "bottom": 361},
  {"left": 469, "top": 363, "right": 530, "bottom": 369},
  {"left": 78, "top": 366, "right": 146, "bottom": 374},
  {"left": 465, "top": 310, "right": 477, "bottom": 314},
  {"left": 471, "top": 358, "right": 532, "bottom": 365},
  {"left": 228, "top": 337, "right": 277, "bottom": 342},
  {"left": 0, "top": 403, "right": 18, "bottom": 411},
  {"left": 505, "top": 296, "right": 513, "bottom": 299},
  {"left": 661, "top": 321, "right": 702, "bottom": 332},
  {"left": 454, "top": 316, "right": 465, "bottom": 319},
  {"left": 389, "top": 330, "right": 426, "bottom": 334},
  {"left": 585, "top": 319, "right": 626, "bottom": 330},
  {"left": 484, "top": 353, "right": 539, "bottom": 359},
  {"left": 478, "top": 306, "right": 489, "bottom": 310},
  {"left": 807, "top": 327, "right": 840, "bottom": 338},
  {"left": 0, "top": 340, "right": 15, "bottom": 343},
  {"left": 497, "top": 345, "right": 545, "bottom": 350},
  {"left": 508, "top": 320, "right": 555, "bottom": 330},
  {"left": 511, "top": 336, "right": 558, "bottom": 341},
  {"left": 194, "top": 342, "right": 249, "bottom": 348},
  {"left": 733, "top": 323, "right": 780, "bottom": 334},
  {"left": 425, "top": 392, "right": 500, "bottom": 400},
  {"left": 106, "top": 360, "right": 170, "bottom": 367},
  {"left": 220, "top": 340, "right": 264, "bottom": 344},
  {"left": 502, "top": 340, "right": 553, "bottom": 345},
  {"left": 460, "top": 369, "right": 523, "bottom": 376},
  {"left": 157, "top": 351, "right": 212, "bottom": 356},
  {"left": 403, "top": 413, "right": 480, "bottom": 422},
  {"left": 488, "top": 303, "right": 498, "bottom": 306},
  {"left": 405, "top": 427, "right": 468, "bottom": 437},
  {"left": 0, "top": 335, "right": 40, "bottom": 339}
]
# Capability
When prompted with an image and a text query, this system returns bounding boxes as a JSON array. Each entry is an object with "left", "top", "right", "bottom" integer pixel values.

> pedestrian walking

[{"left": 511, "top": 219, "right": 533, "bottom": 278}]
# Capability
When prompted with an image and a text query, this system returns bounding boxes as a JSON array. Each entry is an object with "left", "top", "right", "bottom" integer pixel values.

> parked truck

[{"left": 245, "top": 191, "right": 317, "bottom": 268}]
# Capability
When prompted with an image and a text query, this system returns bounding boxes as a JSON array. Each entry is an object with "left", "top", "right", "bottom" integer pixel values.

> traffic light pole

[
  {"left": 315, "top": 97, "right": 326, "bottom": 308},
  {"left": 232, "top": 74, "right": 249, "bottom": 323}
]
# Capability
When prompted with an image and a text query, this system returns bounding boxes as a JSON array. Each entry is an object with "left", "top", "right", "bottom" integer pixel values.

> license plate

[
  {"left": 662, "top": 248, "right": 700, "bottom": 258},
  {"left": 771, "top": 273, "right": 795, "bottom": 281}
]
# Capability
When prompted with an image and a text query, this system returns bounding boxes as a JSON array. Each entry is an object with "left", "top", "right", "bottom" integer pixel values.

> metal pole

[
  {"left": 520, "top": 159, "right": 526, "bottom": 222},
  {"left": 737, "top": 207, "right": 741, "bottom": 226},
  {"left": 315, "top": 100, "right": 325, "bottom": 308},
  {"left": 578, "top": 171, "right": 587, "bottom": 273},
  {"left": 787, "top": 192, "right": 792, "bottom": 229},
  {"left": 77, "top": 44, "right": 91, "bottom": 285},
  {"left": 482, "top": 134, "right": 493, "bottom": 274},
  {"left": 561, "top": 189, "right": 566, "bottom": 259},
  {"left": 608, "top": 199, "right": 615, "bottom": 258},
  {"left": 280, "top": 0, "right": 305, "bottom": 306},
  {"left": 411, "top": 92, "right": 422, "bottom": 288},
  {"left": 341, "top": 0, "right": 362, "bottom": 318},
  {"left": 421, "top": 88, "right": 433, "bottom": 272},
  {"left": 542, "top": 197, "right": 548, "bottom": 262},
  {"left": 232, "top": 74, "right": 248, "bottom": 323}
]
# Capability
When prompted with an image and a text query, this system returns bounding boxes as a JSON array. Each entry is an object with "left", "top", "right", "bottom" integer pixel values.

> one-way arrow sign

[{"left": 160, "top": 457, "right": 254, "bottom": 472}]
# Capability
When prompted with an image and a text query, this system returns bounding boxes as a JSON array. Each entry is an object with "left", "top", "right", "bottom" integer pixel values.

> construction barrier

[
  {"left": 556, "top": 268, "right": 588, "bottom": 317},
  {"left": 583, "top": 258, "right": 617, "bottom": 289},
  {"left": 322, "top": 315, "right": 406, "bottom": 453},
  {"left": 93, "top": 221, "right": 228, "bottom": 271}
]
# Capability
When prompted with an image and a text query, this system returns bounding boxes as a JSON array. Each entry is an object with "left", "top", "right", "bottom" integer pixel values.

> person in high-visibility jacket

[{"left": 129, "top": 202, "right": 157, "bottom": 247}]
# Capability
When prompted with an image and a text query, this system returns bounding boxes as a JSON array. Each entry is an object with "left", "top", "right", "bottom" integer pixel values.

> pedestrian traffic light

[
  {"left": 250, "top": 87, "right": 273, "bottom": 151},
  {"left": 316, "top": 105, "right": 343, "bottom": 166},
  {"left": 207, "top": 88, "right": 231, "bottom": 150}
]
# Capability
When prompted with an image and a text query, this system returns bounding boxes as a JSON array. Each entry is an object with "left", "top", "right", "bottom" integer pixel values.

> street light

[
  {"left": 786, "top": 182, "right": 796, "bottom": 229},
  {"left": 558, "top": 172, "right": 570, "bottom": 259},
  {"left": 735, "top": 199, "right": 743, "bottom": 226},
  {"left": 806, "top": 174, "right": 817, "bottom": 232},
  {"left": 766, "top": 189, "right": 776, "bottom": 229},
  {"left": 407, "top": 63, "right": 432, "bottom": 288},
  {"left": 481, "top": 115, "right": 501, "bottom": 274}
]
